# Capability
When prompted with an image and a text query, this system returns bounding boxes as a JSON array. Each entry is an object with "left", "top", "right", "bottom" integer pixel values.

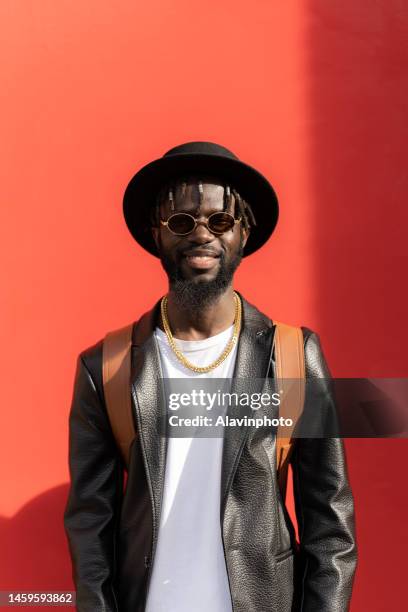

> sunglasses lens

[
  {"left": 165, "top": 212, "right": 236, "bottom": 235},
  {"left": 208, "top": 213, "right": 235, "bottom": 233},
  {"left": 167, "top": 214, "right": 196, "bottom": 235}
]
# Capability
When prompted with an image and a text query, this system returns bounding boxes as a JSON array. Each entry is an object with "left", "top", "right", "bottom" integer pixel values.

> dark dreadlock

[{"left": 150, "top": 177, "right": 257, "bottom": 234}]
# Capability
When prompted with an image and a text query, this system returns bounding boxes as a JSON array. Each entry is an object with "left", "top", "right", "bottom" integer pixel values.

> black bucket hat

[{"left": 123, "top": 141, "right": 279, "bottom": 257}]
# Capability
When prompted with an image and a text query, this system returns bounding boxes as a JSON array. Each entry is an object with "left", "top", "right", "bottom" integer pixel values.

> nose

[{"left": 186, "top": 219, "right": 216, "bottom": 244}]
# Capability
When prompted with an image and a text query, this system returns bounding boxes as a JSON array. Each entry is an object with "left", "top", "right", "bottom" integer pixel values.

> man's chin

[{"left": 168, "top": 271, "right": 232, "bottom": 310}]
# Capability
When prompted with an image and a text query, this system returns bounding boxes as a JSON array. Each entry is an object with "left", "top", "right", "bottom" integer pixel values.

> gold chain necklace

[{"left": 160, "top": 292, "right": 242, "bottom": 373}]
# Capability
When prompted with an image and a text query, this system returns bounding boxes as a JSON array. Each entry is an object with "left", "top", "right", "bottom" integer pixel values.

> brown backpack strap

[
  {"left": 102, "top": 322, "right": 135, "bottom": 469},
  {"left": 273, "top": 322, "right": 306, "bottom": 499}
]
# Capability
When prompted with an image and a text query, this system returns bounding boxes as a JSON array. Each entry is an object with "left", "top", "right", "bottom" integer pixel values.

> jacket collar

[{"left": 130, "top": 291, "right": 276, "bottom": 522}]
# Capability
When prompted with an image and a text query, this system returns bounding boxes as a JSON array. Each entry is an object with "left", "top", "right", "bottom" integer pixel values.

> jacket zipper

[
  {"left": 136, "top": 333, "right": 168, "bottom": 611},
  {"left": 131, "top": 381, "right": 156, "bottom": 610}
]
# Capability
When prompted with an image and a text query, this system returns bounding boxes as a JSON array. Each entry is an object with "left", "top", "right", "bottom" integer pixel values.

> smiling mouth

[{"left": 182, "top": 252, "right": 220, "bottom": 270}]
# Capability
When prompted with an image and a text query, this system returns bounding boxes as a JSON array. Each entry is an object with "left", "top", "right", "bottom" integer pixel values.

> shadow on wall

[
  {"left": 308, "top": 3, "right": 408, "bottom": 612},
  {"left": 0, "top": 484, "right": 75, "bottom": 611}
]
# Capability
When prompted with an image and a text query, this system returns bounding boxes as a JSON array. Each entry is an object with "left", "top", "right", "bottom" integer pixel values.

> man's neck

[{"left": 157, "top": 286, "right": 237, "bottom": 341}]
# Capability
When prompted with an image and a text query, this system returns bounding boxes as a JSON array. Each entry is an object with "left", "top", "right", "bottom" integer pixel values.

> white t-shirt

[{"left": 144, "top": 324, "right": 237, "bottom": 612}]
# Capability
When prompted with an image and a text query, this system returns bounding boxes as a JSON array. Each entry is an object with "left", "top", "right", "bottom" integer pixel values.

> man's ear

[{"left": 241, "top": 226, "right": 250, "bottom": 250}]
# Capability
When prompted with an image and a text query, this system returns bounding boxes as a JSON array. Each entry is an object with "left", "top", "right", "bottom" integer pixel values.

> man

[{"left": 64, "top": 142, "right": 357, "bottom": 612}]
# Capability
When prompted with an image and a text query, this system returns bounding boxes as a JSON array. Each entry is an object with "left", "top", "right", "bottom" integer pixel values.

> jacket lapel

[
  {"left": 130, "top": 297, "right": 167, "bottom": 535},
  {"left": 220, "top": 292, "right": 276, "bottom": 513},
  {"left": 130, "top": 293, "right": 276, "bottom": 528}
]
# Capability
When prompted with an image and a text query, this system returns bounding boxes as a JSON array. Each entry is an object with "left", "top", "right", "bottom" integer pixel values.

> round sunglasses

[{"left": 160, "top": 211, "right": 241, "bottom": 236}]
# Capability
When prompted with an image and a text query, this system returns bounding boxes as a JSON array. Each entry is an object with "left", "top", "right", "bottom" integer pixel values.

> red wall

[{"left": 1, "top": 2, "right": 407, "bottom": 610}]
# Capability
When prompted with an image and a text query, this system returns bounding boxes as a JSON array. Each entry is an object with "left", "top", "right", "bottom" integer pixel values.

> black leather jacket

[{"left": 64, "top": 293, "right": 357, "bottom": 611}]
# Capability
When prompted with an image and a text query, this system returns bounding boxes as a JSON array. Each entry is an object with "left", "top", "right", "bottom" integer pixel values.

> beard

[{"left": 158, "top": 236, "right": 244, "bottom": 313}]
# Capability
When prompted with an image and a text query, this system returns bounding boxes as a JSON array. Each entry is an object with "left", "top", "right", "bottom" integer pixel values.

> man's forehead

[
  {"left": 177, "top": 182, "right": 224, "bottom": 198},
  {"left": 159, "top": 177, "right": 229, "bottom": 209}
]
